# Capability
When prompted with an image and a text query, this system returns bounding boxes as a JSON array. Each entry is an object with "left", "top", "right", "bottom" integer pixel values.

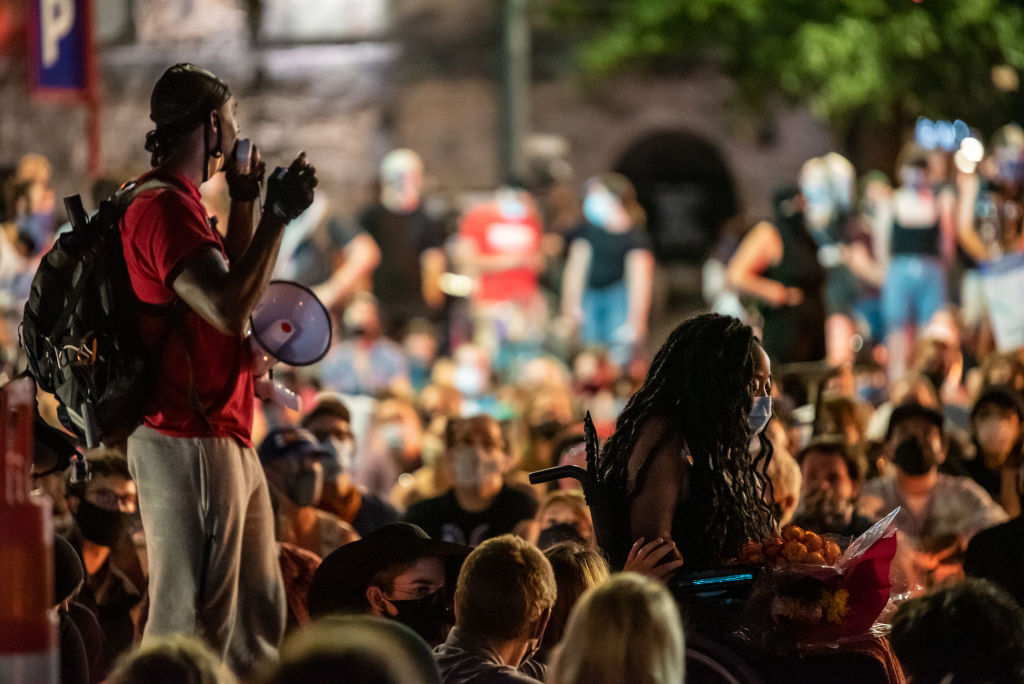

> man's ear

[
  {"left": 366, "top": 585, "right": 390, "bottom": 616},
  {"left": 530, "top": 607, "right": 552, "bottom": 642}
]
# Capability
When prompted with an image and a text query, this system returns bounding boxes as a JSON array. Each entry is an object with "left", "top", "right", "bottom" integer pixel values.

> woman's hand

[{"left": 623, "top": 537, "right": 684, "bottom": 581}]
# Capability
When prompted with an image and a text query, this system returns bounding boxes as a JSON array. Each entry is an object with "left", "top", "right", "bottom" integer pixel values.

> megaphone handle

[{"left": 254, "top": 375, "right": 301, "bottom": 411}]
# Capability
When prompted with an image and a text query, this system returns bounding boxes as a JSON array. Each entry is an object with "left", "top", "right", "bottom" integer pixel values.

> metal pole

[
  {"left": 499, "top": 0, "right": 529, "bottom": 186},
  {"left": 83, "top": 0, "right": 101, "bottom": 178}
]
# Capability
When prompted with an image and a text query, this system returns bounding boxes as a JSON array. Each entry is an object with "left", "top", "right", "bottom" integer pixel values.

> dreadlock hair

[{"left": 596, "top": 313, "right": 775, "bottom": 569}]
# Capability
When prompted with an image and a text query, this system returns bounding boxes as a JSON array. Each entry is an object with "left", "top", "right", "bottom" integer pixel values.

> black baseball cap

[
  {"left": 307, "top": 523, "right": 469, "bottom": 619},
  {"left": 258, "top": 427, "right": 329, "bottom": 465},
  {"left": 150, "top": 63, "right": 230, "bottom": 129},
  {"left": 971, "top": 385, "right": 1024, "bottom": 422},
  {"left": 886, "top": 403, "right": 944, "bottom": 440}
]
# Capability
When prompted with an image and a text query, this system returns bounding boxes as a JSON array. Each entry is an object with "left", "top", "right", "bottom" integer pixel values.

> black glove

[
  {"left": 265, "top": 152, "right": 318, "bottom": 222},
  {"left": 225, "top": 140, "right": 265, "bottom": 202}
]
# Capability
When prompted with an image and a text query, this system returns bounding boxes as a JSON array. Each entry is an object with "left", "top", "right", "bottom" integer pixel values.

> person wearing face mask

[
  {"left": 348, "top": 148, "right": 447, "bottom": 340},
  {"left": 306, "top": 522, "right": 469, "bottom": 647},
  {"left": 300, "top": 396, "right": 401, "bottom": 536},
  {"left": 962, "top": 385, "right": 1024, "bottom": 517},
  {"left": 356, "top": 397, "right": 425, "bottom": 499},
  {"left": 404, "top": 416, "right": 538, "bottom": 546},
  {"left": 862, "top": 403, "right": 1008, "bottom": 587},
  {"left": 881, "top": 145, "right": 956, "bottom": 381},
  {"left": 529, "top": 490, "right": 596, "bottom": 550},
  {"left": 65, "top": 455, "right": 144, "bottom": 662},
  {"left": 561, "top": 174, "right": 653, "bottom": 367},
  {"left": 595, "top": 313, "right": 777, "bottom": 574},
  {"left": 258, "top": 427, "right": 359, "bottom": 559},
  {"left": 727, "top": 186, "right": 827, "bottom": 365}
]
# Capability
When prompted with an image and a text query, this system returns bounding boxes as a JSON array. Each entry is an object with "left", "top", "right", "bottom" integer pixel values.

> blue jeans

[
  {"left": 582, "top": 280, "right": 630, "bottom": 363},
  {"left": 882, "top": 255, "right": 946, "bottom": 334}
]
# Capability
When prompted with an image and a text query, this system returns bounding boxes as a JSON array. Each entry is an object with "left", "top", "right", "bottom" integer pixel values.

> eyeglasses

[{"left": 88, "top": 487, "right": 137, "bottom": 513}]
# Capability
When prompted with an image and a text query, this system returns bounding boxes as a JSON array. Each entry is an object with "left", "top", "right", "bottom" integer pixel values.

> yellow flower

[{"left": 822, "top": 588, "right": 850, "bottom": 624}]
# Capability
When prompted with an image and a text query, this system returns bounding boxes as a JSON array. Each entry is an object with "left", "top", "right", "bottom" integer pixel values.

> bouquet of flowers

[{"left": 732, "top": 508, "right": 900, "bottom": 649}]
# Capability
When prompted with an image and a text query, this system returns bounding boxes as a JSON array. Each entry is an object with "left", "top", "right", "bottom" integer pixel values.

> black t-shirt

[
  {"left": 59, "top": 610, "right": 89, "bottom": 684},
  {"left": 351, "top": 491, "right": 401, "bottom": 537},
  {"left": 359, "top": 203, "right": 445, "bottom": 309},
  {"left": 404, "top": 486, "right": 538, "bottom": 546},
  {"left": 573, "top": 223, "right": 652, "bottom": 289}
]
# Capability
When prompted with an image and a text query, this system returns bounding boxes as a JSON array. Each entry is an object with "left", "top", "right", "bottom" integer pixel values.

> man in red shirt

[
  {"left": 121, "top": 63, "right": 316, "bottom": 675},
  {"left": 455, "top": 188, "right": 546, "bottom": 364}
]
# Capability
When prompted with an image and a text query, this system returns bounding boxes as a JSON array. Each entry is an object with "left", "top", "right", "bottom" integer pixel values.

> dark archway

[{"left": 613, "top": 129, "right": 738, "bottom": 264}]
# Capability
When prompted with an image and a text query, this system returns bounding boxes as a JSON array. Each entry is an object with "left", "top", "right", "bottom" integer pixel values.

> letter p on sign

[{"left": 42, "top": 0, "right": 75, "bottom": 68}]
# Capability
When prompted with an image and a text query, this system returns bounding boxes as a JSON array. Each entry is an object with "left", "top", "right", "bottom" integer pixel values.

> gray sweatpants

[{"left": 127, "top": 425, "right": 285, "bottom": 675}]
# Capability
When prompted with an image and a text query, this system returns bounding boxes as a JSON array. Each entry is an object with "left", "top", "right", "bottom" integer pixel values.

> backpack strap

[{"left": 47, "top": 181, "right": 167, "bottom": 344}]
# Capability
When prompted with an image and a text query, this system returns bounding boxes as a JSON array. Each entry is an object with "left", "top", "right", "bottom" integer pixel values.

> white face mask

[
  {"left": 322, "top": 437, "right": 355, "bottom": 473},
  {"left": 748, "top": 395, "right": 773, "bottom": 434},
  {"left": 381, "top": 424, "right": 405, "bottom": 453},
  {"left": 452, "top": 446, "right": 503, "bottom": 490},
  {"left": 583, "top": 189, "right": 617, "bottom": 229}
]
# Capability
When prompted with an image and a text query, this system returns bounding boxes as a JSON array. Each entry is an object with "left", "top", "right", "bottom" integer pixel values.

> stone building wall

[{"left": 0, "top": 0, "right": 833, "bottom": 230}]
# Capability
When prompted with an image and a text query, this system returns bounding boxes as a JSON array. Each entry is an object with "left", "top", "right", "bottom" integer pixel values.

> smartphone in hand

[{"left": 236, "top": 138, "right": 252, "bottom": 174}]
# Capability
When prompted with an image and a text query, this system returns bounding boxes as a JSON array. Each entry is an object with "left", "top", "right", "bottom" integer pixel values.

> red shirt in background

[
  {"left": 458, "top": 198, "right": 542, "bottom": 303},
  {"left": 121, "top": 170, "right": 255, "bottom": 446}
]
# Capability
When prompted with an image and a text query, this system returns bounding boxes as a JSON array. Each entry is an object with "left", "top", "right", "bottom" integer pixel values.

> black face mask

[
  {"left": 287, "top": 466, "right": 322, "bottom": 508},
  {"left": 537, "top": 522, "right": 586, "bottom": 549},
  {"left": 893, "top": 437, "right": 938, "bottom": 476},
  {"left": 75, "top": 498, "right": 134, "bottom": 548},
  {"left": 386, "top": 589, "right": 452, "bottom": 646}
]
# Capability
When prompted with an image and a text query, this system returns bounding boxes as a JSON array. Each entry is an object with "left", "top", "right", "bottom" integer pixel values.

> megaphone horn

[{"left": 250, "top": 280, "right": 333, "bottom": 369}]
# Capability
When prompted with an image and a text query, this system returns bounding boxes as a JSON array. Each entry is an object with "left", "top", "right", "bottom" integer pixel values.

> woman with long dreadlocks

[{"left": 596, "top": 313, "right": 776, "bottom": 572}]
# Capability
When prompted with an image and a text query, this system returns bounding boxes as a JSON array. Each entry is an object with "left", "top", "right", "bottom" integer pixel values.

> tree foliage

[{"left": 547, "top": 0, "right": 1024, "bottom": 134}]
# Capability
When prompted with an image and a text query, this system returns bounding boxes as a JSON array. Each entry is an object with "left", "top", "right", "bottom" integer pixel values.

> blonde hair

[
  {"left": 551, "top": 573, "right": 685, "bottom": 684},
  {"left": 454, "top": 535, "right": 557, "bottom": 641},
  {"left": 541, "top": 542, "right": 610, "bottom": 654},
  {"left": 536, "top": 489, "right": 595, "bottom": 543}
]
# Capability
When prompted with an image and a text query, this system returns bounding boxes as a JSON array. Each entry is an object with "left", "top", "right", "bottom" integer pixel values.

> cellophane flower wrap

[{"left": 733, "top": 508, "right": 900, "bottom": 650}]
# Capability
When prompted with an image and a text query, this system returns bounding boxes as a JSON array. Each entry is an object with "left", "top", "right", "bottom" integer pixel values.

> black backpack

[{"left": 20, "top": 180, "right": 175, "bottom": 447}]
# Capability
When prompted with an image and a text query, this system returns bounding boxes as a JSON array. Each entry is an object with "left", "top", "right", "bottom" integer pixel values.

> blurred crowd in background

[{"left": 8, "top": 114, "right": 1024, "bottom": 682}]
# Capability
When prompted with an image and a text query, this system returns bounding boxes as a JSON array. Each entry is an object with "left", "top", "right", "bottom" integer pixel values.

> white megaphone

[{"left": 249, "top": 280, "right": 333, "bottom": 411}]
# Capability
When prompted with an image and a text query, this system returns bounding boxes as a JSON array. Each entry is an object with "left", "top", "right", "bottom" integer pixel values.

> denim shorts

[{"left": 882, "top": 255, "right": 946, "bottom": 333}]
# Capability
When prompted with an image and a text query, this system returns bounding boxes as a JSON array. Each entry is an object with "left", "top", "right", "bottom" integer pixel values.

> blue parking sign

[{"left": 29, "top": 0, "right": 92, "bottom": 97}]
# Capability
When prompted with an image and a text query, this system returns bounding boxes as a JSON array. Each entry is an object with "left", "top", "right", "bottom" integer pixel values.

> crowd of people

[{"left": 4, "top": 62, "right": 1024, "bottom": 683}]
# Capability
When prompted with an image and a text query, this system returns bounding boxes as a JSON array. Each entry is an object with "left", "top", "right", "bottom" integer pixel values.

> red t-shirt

[
  {"left": 121, "top": 170, "right": 254, "bottom": 446},
  {"left": 458, "top": 201, "right": 542, "bottom": 303}
]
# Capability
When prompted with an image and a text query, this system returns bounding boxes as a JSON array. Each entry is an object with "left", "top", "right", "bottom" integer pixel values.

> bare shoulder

[{"left": 626, "top": 414, "right": 685, "bottom": 493}]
